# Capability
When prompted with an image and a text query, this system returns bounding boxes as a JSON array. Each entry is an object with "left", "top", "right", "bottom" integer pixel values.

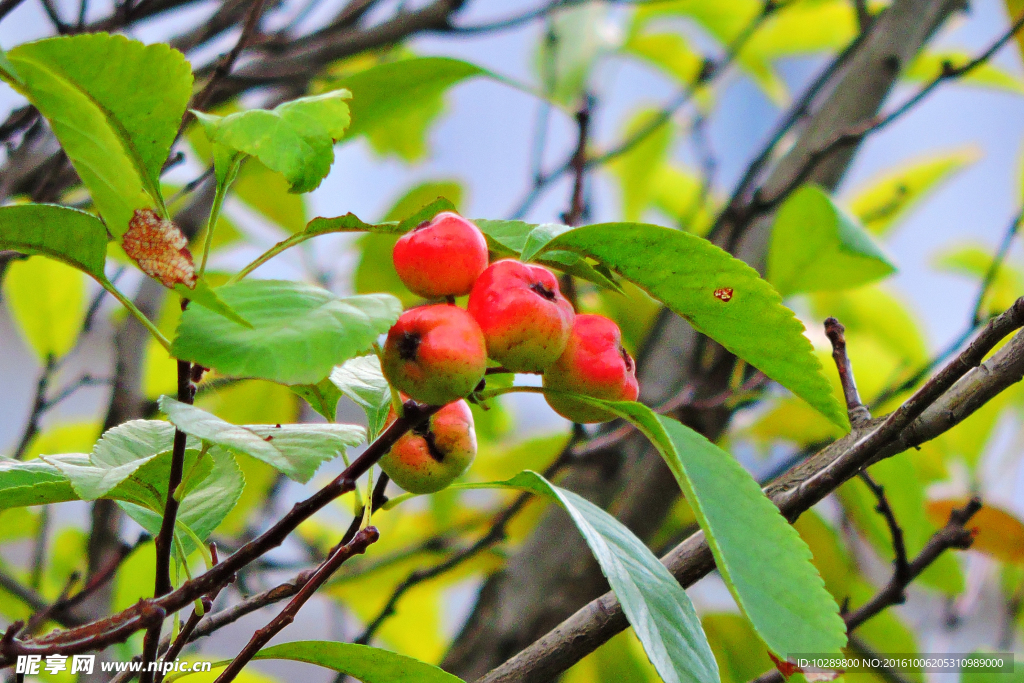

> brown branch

[
  {"left": 189, "top": 0, "right": 270, "bottom": 115},
  {"left": 213, "top": 527, "right": 379, "bottom": 683},
  {"left": 355, "top": 491, "right": 533, "bottom": 645},
  {"left": 0, "top": 401, "right": 440, "bottom": 665},
  {"left": 508, "top": 0, "right": 775, "bottom": 220},
  {"left": 12, "top": 356, "right": 56, "bottom": 460},
  {"left": 825, "top": 318, "right": 871, "bottom": 427},
  {"left": 140, "top": 358, "right": 195, "bottom": 683},
  {"left": 857, "top": 471, "right": 909, "bottom": 585},
  {"left": 751, "top": 498, "right": 980, "bottom": 683},
  {"left": 846, "top": 497, "right": 979, "bottom": 630},
  {"left": 473, "top": 298, "right": 1024, "bottom": 683},
  {"left": 561, "top": 100, "right": 591, "bottom": 228},
  {"left": 749, "top": 9, "right": 1024, "bottom": 218}
]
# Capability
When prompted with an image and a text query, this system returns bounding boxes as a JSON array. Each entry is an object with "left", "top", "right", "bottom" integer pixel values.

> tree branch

[
  {"left": 857, "top": 471, "right": 909, "bottom": 586},
  {"left": 751, "top": 498, "right": 981, "bottom": 683},
  {"left": 473, "top": 298, "right": 1024, "bottom": 683},
  {"left": 0, "top": 401, "right": 441, "bottom": 664},
  {"left": 140, "top": 358, "right": 195, "bottom": 683},
  {"left": 825, "top": 317, "right": 871, "bottom": 427},
  {"left": 213, "top": 527, "right": 379, "bottom": 683}
]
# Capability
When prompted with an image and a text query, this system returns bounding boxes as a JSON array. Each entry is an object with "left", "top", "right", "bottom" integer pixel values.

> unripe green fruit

[
  {"left": 382, "top": 304, "right": 487, "bottom": 405},
  {"left": 380, "top": 399, "right": 476, "bottom": 494},
  {"left": 392, "top": 212, "right": 489, "bottom": 298},
  {"left": 467, "top": 259, "right": 575, "bottom": 372},
  {"left": 543, "top": 314, "right": 640, "bottom": 423}
]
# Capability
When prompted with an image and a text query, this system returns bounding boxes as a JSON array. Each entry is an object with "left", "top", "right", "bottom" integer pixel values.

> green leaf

[
  {"left": 290, "top": 379, "right": 343, "bottom": 422},
  {"left": 536, "top": 222, "right": 848, "bottom": 428},
  {"left": 809, "top": 286, "right": 928, "bottom": 366},
  {"left": 474, "top": 219, "right": 621, "bottom": 291},
  {"left": 171, "top": 280, "right": 401, "bottom": 385},
  {"left": 333, "top": 57, "right": 487, "bottom": 159},
  {"left": 0, "top": 46, "right": 21, "bottom": 84},
  {"left": 2, "top": 34, "right": 193, "bottom": 236},
  {"left": 768, "top": 184, "right": 896, "bottom": 297},
  {"left": 160, "top": 397, "right": 364, "bottom": 483},
  {"left": 624, "top": 31, "right": 704, "bottom": 85},
  {"left": 399, "top": 470, "right": 717, "bottom": 683},
  {"left": 846, "top": 148, "right": 978, "bottom": 236},
  {"left": 45, "top": 420, "right": 187, "bottom": 500},
  {"left": 511, "top": 470, "right": 718, "bottom": 683},
  {"left": 650, "top": 165, "right": 717, "bottom": 235},
  {"left": 609, "top": 404, "right": 846, "bottom": 658},
  {"left": 906, "top": 51, "right": 1024, "bottom": 95},
  {"left": 174, "top": 279, "right": 252, "bottom": 328},
  {"left": 739, "top": 1, "right": 857, "bottom": 103},
  {"left": 4, "top": 256, "right": 86, "bottom": 361},
  {"left": 701, "top": 614, "right": 774, "bottom": 683},
  {"left": 194, "top": 90, "right": 352, "bottom": 194},
  {"left": 330, "top": 355, "right": 392, "bottom": 441},
  {"left": 520, "top": 223, "right": 575, "bottom": 262},
  {"left": 0, "top": 204, "right": 108, "bottom": 280},
  {"left": 0, "top": 456, "right": 81, "bottom": 509},
  {"left": 119, "top": 447, "right": 243, "bottom": 554},
  {"left": 169, "top": 641, "right": 465, "bottom": 683},
  {"left": 960, "top": 653, "right": 1023, "bottom": 683}
]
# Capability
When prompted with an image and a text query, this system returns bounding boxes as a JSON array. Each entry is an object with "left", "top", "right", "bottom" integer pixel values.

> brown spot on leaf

[
  {"left": 263, "top": 435, "right": 274, "bottom": 442},
  {"left": 713, "top": 287, "right": 733, "bottom": 302},
  {"left": 122, "top": 209, "right": 197, "bottom": 289}
]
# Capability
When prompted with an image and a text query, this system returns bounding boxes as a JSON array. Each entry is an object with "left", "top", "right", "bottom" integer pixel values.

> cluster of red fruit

[{"left": 378, "top": 212, "right": 640, "bottom": 494}]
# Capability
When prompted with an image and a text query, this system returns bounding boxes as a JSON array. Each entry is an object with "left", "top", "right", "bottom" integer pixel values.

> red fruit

[
  {"left": 467, "top": 259, "right": 575, "bottom": 372},
  {"left": 379, "top": 398, "right": 476, "bottom": 494},
  {"left": 392, "top": 212, "right": 489, "bottom": 298},
  {"left": 542, "top": 314, "right": 640, "bottom": 423},
  {"left": 382, "top": 304, "right": 487, "bottom": 405}
]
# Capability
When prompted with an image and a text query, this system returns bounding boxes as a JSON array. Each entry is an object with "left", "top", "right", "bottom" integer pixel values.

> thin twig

[
  {"left": 825, "top": 318, "right": 871, "bottom": 426},
  {"left": 749, "top": 10, "right": 1024, "bottom": 217},
  {"left": 857, "top": 471, "right": 909, "bottom": 585},
  {"left": 355, "top": 493, "right": 532, "bottom": 645},
  {"left": 561, "top": 99, "right": 591, "bottom": 227},
  {"left": 189, "top": 0, "right": 270, "bottom": 115},
  {"left": 737, "top": 503, "right": 978, "bottom": 683},
  {"left": 140, "top": 359, "right": 194, "bottom": 683},
  {"left": 213, "top": 527, "right": 379, "bottom": 683},
  {"left": 509, "top": 0, "right": 775, "bottom": 220},
  {"left": 0, "top": 401, "right": 441, "bottom": 662},
  {"left": 154, "top": 543, "right": 225, "bottom": 683},
  {"left": 972, "top": 208, "right": 1023, "bottom": 325},
  {"left": 12, "top": 356, "right": 55, "bottom": 460},
  {"left": 0, "top": 0, "right": 29, "bottom": 22},
  {"left": 847, "top": 498, "right": 980, "bottom": 630},
  {"left": 872, "top": 208, "right": 1024, "bottom": 408},
  {"left": 789, "top": 297, "right": 1024, "bottom": 505},
  {"left": 37, "top": 0, "right": 67, "bottom": 32},
  {"left": 853, "top": 0, "right": 870, "bottom": 32}
]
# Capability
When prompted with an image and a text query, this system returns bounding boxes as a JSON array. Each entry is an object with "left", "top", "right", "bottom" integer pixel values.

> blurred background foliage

[{"left": 2, "top": 0, "right": 1024, "bottom": 681}]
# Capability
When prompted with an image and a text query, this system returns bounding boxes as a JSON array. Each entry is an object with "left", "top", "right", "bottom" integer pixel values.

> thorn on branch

[{"left": 824, "top": 317, "right": 871, "bottom": 426}]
